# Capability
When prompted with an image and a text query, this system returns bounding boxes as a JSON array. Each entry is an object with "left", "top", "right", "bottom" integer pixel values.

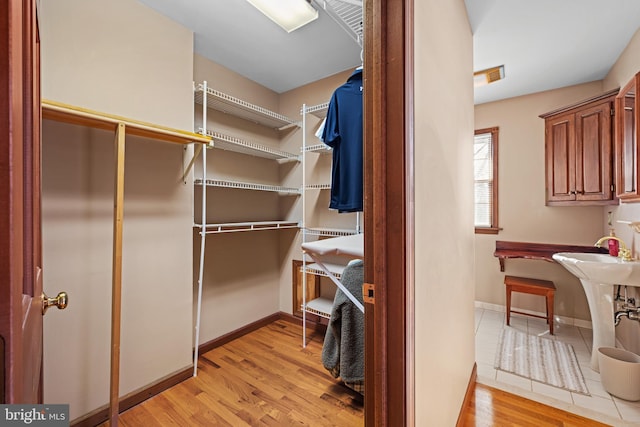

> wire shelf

[
  {"left": 195, "top": 221, "right": 299, "bottom": 234},
  {"left": 302, "top": 297, "right": 333, "bottom": 319},
  {"left": 195, "top": 85, "right": 297, "bottom": 130},
  {"left": 195, "top": 178, "right": 301, "bottom": 195},
  {"left": 301, "top": 262, "right": 346, "bottom": 279},
  {"left": 301, "top": 102, "right": 329, "bottom": 118},
  {"left": 304, "top": 228, "right": 359, "bottom": 237},
  {"left": 302, "top": 143, "right": 332, "bottom": 154},
  {"left": 305, "top": 183, "right": 331, "bottom": 190},
  {"left": 201, "top": 129, "right": 299, "bottom": 161},
  {"left": 314, "top": 0, "right": 363, "bottom": 47}
]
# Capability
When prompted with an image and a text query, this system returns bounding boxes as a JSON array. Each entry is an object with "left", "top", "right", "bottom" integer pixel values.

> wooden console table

[{"left": 494, "top": 240, "right": 608, "bottom": 272}]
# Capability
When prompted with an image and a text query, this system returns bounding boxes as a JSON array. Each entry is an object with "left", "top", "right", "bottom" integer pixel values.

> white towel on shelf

[{"left": 315, "top": 117, "right": 327, "bottom": 142}]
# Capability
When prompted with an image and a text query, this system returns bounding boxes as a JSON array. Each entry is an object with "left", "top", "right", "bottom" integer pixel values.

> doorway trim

[{"left": 363, "top": 0, "right": 414, "bottom": 425}]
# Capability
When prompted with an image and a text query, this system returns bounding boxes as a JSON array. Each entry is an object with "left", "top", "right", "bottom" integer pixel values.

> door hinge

[
  {"left": 611, "top": 108, "right": 615, "bottom": 116},
  {"left": 363, "top": 283, "right": 375, "bottom": 304}
]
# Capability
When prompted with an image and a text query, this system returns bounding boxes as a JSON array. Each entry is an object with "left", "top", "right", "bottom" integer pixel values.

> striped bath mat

[{"left": 494, "top": 328, "right": 590, "bottom": 395}]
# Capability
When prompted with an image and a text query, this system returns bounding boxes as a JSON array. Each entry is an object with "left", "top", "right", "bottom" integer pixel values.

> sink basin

[
  {"left": 552, "top": 252, "right": 640, "bottom": 372},
  {"left": 552, "top": 252, "right": 640, "bottom": 286}
]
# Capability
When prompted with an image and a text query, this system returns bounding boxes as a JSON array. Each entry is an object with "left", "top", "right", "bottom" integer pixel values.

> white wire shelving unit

[
  {"left": 195, "top": 221, "right": 299, "bottom": 235},
  {"left": 313, "top": 0, "right": 363, "bottom": 47},
  {"left": 303, "top": 143, "right": 332, "bottom": 154},
  {"left": 304, "top": 227, "right": 359, "bottom": 237},
  {"left": 303, "top": 102, "right": 329, "bottom": 119},
  {"left": 302, "top": 261, "right": 346, "bottom": 279},
  {"left": 305, "top": 183, "right": 331, "bottom": 190},
  {"left": 300, "top": 102, "right": 361, "bottom": 346},
  {"left": 194, "top": 84, "right": 298, "bottom": 130},
  {"left": 195, "top": 178, "right": 300, "bottom": 195},
  {"left": 200, "top": 129, "right": 300, "bottom": 162},
  {"left": 193, "top": 81, "right": 300, "bottom": 375}
]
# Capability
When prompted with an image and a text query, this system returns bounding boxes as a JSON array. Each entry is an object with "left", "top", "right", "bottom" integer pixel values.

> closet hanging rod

[
  {"left": 42, "top": 99, "right": 210, "bottom": 145},
  {"left": 197, "top": 221, "right": 299, "bottom": 234}
]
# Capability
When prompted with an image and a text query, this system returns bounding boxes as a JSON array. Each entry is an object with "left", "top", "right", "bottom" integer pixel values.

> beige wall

[
  {"left": 39, "top": 0, "right": 194, "bottom": 420},
  {"left": 604, "top": 28, "right": 640, "bottom": 94},
  {"left": 40, "top": 0, "right": 193, "bottom": 129},
  {"left": 475, "top": 82, "right": 608, "bottom": 323},
  {"left": 602, "top": 28, "right": 640, "bottom": 352},
  {"left": 414, "top": 0, "right": 476, "bottom": 424}
]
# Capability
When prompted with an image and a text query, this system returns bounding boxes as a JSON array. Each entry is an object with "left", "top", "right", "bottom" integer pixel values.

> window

[{"left": 474, "top": 127, "right": 499, "bottom": 234}]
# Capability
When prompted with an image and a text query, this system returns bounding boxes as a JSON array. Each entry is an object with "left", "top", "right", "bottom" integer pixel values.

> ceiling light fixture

[
  {"left": 247, "top": 0, "right": 319, "bottom": 33},
  {"left": 474, "top": 65, "right": 505, "bottom": 87}
]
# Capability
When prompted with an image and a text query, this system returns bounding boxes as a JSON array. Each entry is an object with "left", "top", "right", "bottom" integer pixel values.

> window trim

[{"left": 474, "top": 127, "right": 500, "bottom": 234}]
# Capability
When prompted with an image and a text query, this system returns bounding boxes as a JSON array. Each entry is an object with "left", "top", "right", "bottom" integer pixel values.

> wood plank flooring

[
  {"left": 101, "top": 319, "right": 613, "bottom": 426},
  {"left": 108, "top": 320, "right": 364, "bottom": 426},
  {"left": 460, "top": 382, "right": 612, "bottom": 427}
]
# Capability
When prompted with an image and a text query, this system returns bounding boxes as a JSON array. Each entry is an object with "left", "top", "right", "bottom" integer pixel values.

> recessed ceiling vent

[{"left": 474, "top": 65, "right": 505, "bottom": 87}]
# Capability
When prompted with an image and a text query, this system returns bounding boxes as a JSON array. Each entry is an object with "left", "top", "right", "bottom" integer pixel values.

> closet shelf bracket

[
  {"left": 182, "top": 143, "right": 205, "bottom": 184},
  {"left": 279, "top": 121, "right": 302, "bottom": 131}
]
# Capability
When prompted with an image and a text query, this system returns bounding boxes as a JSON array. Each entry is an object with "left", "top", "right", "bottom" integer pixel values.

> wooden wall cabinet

[
  {"left": 615, "top": 71, "right": 640, "bottom": 202},
  {"left": 540, "top": 90, "right": 618, "bottom": 206}
]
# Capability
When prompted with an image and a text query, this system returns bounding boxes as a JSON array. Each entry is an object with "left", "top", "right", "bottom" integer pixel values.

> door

[
  {"left": 575, "top": 100, "right": 613, "bottom": 202},
  {"left": 545, "top": 112, "right": 577, "bottom": 202},
  {"left": 0, "top": 0, "right": 62, "bottom": 404}
]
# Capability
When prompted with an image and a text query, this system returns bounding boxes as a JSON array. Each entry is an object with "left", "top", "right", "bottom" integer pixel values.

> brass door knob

[{"left": 42, "top": 291, "right": 68, "bottom": 314}]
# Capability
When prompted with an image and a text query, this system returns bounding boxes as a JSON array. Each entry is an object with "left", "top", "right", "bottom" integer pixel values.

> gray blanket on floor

[{"left": 321, "top": 260, "right": 364, "bottom": 384}]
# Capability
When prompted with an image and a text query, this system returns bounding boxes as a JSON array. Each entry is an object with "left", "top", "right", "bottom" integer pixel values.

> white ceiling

[
  {"left": 469, "top": 0, "right": 640, "bottom": 104},
  {"left": 137, "top": 0, "right": 640, "bottom": 104}
]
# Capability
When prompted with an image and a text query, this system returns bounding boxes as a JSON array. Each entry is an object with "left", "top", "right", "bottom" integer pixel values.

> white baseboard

[{"left": 474, "top": 300, "right": 593, "bottom": 330}]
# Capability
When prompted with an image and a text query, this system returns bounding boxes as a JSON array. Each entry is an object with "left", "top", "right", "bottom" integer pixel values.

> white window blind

[{"left": 474, "top": 131, "right": 494, "bottom": 228}]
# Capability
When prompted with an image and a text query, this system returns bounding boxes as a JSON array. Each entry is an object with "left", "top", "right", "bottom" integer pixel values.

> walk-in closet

[{"left": 36, "top": 0, "right": 368, "bottom": 424}]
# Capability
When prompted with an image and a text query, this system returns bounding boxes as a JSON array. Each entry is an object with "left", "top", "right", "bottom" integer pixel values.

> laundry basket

[{"left": 598, "top": 347, "right": 640, "bottom": 401}]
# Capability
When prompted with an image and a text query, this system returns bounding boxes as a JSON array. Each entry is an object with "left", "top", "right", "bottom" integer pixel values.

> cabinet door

[
  {"left": 574, "top": 100, "right": 613, "bottom": 202},
  {"left": 545, "top": 112, "right": 576, "bottom": 202},
  {"left": 616, "top": 89, "right": 639, "bottom": 201}
]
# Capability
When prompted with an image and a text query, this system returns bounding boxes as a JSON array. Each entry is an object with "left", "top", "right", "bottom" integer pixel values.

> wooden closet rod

[{"left": 42, "top": 99, "right": 210, "bottom": 145}]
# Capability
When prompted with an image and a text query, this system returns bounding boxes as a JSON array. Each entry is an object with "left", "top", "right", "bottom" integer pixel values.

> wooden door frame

[{"left": 363, "top": 0, "right": 413, "bottom": 425}]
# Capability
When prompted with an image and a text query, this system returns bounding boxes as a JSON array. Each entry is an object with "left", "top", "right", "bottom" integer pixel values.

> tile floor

[{"left": 475, "top": 307, "right": 640, "bottom": 426}]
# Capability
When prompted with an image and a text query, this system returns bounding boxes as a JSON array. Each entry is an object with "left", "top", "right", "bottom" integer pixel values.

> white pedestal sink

[{"left": 553, "top": 252, "right": 640, "bottom": 372}]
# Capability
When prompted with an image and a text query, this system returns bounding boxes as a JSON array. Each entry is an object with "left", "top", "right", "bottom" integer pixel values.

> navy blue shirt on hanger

[{"left": 322, "top": 68, "right": 363, "bottom": 213}]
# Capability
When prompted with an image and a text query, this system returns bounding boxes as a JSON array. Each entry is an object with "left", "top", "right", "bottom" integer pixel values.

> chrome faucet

[{"left": 595, "top": 236, "right": 633, "bottom": 261}]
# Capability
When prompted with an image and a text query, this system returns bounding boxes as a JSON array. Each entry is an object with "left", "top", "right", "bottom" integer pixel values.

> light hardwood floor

[
  {"left": 104, "top": 319, "right": 612, "bottom": 426},
  {"left": 108, "top": 320, "right": 363, "bottom": 426},
  {"left": 460, "top": 383, "right": 612, "bottom": 427}
]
